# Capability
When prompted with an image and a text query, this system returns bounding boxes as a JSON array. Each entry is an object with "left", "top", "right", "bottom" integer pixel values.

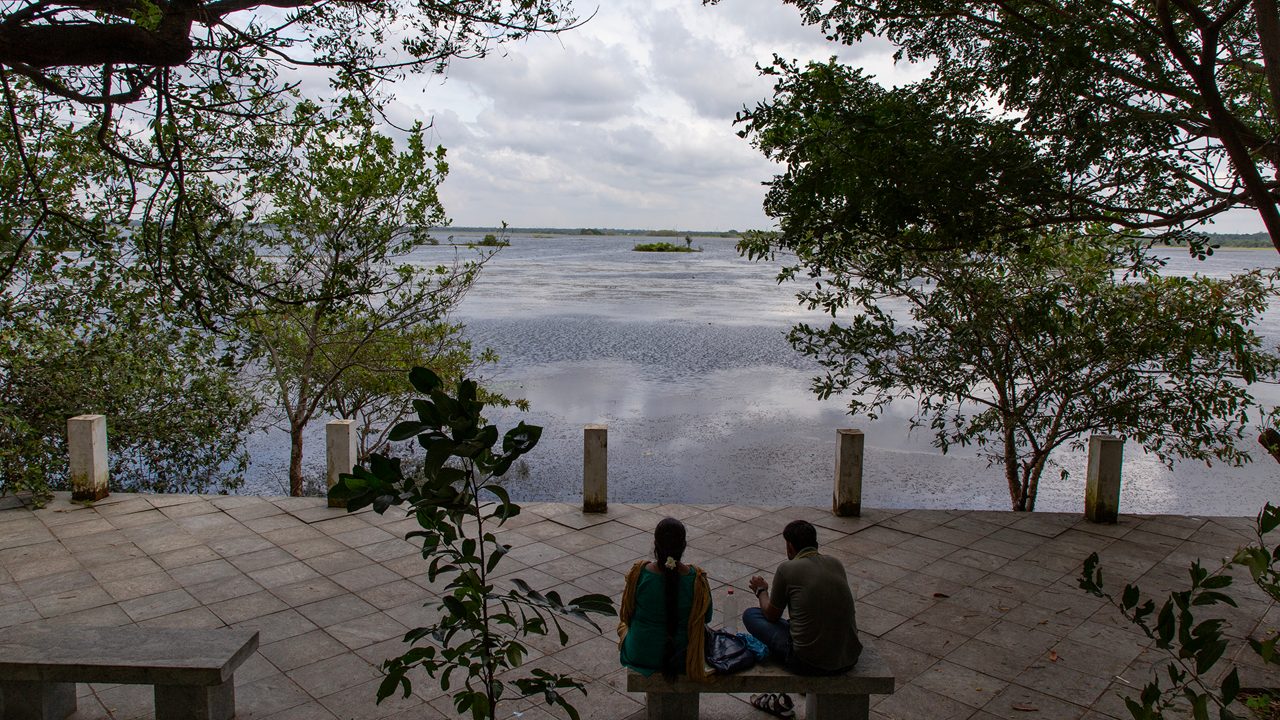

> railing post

[
  {"left": 68, "top": 414, "right": 109, "bottom": 502},
  {"left": 583, "top": 424, "right": 608, "bottom": 513},
  {"left": 1085, "top": 435, "right": 1124, "bottom": 523},
  {"left": 833, "top": 429, "right": 863, "bottom": 517},
  {"left": 326, "top": 419, "right": 356, "bottom": 508}
]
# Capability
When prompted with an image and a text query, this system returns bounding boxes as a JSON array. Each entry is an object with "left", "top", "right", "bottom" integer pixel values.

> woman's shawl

[{"left": 617, "top": 560, "right": 712, "bottom": 681}]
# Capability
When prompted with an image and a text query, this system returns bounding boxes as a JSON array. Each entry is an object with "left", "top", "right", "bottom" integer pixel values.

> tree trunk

[
  {"left": 1024, "top": 454, "right": 1049, "bottom": 512},
  {"left": 289, "top": 422, "right": 305, "bottom": 497},
  {"left": 1255, "top": 0, "right": 1280, "bottom": 127},
  {"left": 1003, "top": 417, "right": 1024, "bottom": 511}
]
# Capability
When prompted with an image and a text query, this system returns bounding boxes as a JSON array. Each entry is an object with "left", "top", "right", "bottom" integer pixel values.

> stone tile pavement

[{"left": 1, "top": 492, "right": 1276, "bottom": 719}]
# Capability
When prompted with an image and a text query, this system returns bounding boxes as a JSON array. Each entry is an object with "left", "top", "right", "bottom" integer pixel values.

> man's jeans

[{"left": 742, "top": 607, "right": 850, "bottom": 676}]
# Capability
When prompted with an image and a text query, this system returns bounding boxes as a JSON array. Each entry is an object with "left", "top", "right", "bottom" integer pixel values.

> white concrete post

[
  {"left": 583, "top": 424, "right": 608, "bottom": 513},
  {"left": 1085, "top": 435, "right": 1124, "bottom": 523},
  {"left": 68, "top": 414, "right": 108, "bottom": 502},
  {"left": 326, "top": 419, "right": 357, "bottom": 509},
  {"left": 833, "top": 429, "right": 864, "bottom": 517}
]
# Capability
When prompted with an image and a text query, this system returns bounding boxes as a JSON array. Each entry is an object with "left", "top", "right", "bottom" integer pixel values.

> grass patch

[{"left": 633, "top": 242, "right": 701, "bottom": 253}]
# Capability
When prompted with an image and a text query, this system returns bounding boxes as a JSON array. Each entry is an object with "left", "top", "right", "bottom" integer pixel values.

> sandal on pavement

[{"left": 750, "top": 693, "right": 795, "bottom": 719}]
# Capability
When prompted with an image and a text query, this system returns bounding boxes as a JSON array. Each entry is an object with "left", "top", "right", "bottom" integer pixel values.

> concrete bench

[
  {"left": 627, "top": 637, "right": 894, "bottom": 720},
  {"left": 0, "top": 624, "right": 259, "bottom": 720}
]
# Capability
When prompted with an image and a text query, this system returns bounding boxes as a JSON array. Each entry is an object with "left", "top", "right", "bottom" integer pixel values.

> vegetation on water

[
  {"left": 551, "top": 227, "right": 737, "bottom": 238},
  {"left": 632, "top": 242, "right": 701, "bottom": 253},
  {"left": 1081, "top": 499, "right": 1280, "bottom": 719},
  {"left": 469, "top": 233, "right": 509, "bottom": 247},
  {"left": 330, "top": 368, "right": 615, "bottom": 720}
]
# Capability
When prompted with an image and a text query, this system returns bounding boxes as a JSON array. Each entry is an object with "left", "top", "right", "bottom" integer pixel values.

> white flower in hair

[{"left": 664, "top": 556, "right": 678, "bottom": 570}]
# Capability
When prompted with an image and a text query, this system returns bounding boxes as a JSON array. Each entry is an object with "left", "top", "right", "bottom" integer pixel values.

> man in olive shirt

[{"left": 744, "top": 520, "right": 863, "bottom": 675}]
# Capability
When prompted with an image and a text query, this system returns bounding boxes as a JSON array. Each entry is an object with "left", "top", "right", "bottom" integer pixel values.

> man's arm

[{"left": 747, "top": 575, "right": 783, "bottom": 623}]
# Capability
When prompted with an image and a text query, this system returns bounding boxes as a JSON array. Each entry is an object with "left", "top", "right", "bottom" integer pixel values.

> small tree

[
  {"left": 323, "top": 321, "right": 524, "bottom": 462},
  {"left": 331, "top": 368, "right": 615, "bottom": 720},
  {"left": 241, "top": 95, "right": 487, "bottom": 496},
  {"left": 742, "top": 229, "right": 1280, "bottom": 511}
]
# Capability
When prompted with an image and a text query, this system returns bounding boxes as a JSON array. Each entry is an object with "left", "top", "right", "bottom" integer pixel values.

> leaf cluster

[
  {"left": 0, "top": 86, "right": 258, "bottom": 502},
  {"left": 330, "top": 367, "right": 616, "bottom": 720},
  {"left": 727, "top": 0, "right": 1280, "bottom": 248},
  {"left": 1081, "top": 504, "right": 1280, "bottom": 719}
]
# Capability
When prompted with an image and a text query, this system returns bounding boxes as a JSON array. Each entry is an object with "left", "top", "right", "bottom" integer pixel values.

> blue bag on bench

[{"left": 705, "top": 627, "right": 757, "bottom": 674}]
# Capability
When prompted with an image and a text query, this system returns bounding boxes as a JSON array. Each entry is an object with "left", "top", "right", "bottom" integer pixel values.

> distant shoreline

[
  {"left": 439, "top": 227, "right": 1271, "bottom": 247},
  {"left": 441, "top": 226, "right": 742, "bottom": 238}
]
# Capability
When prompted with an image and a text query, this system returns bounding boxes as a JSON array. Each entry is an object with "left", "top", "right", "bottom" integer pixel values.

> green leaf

[
  {"left": 1220, "top": 667, "right": 1240, "bottom": 705},
  {"left": 388, "top": 421, "right": 426, "bottom": 442},
  {"left": 502, "top": 422, "right": 543, "bottom": 455},
  {"left": 1191, "top": 691, "right": 1210, "bottom": 720},
  {"left": 1080, "top": 553, "right": 1103, "bottom": 595},
  {"left": 409, "top": 366, "right": 442, "bottom": 394},
  {"left": 377, "top": 672, "right": 409, "bottom": 702},
  {"left": 442, "top": 595, "right": 467, "bottom": 617},
  {"left": 1259, "top": 504, "right": 1280, "bottom": 535}
]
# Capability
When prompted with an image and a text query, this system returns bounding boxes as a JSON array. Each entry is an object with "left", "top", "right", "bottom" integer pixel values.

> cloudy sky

[{"left": 379, "top": 0, "right": 1267, "bottom": 234}]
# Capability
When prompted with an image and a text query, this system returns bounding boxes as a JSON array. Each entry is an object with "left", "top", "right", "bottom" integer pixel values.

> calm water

[{"left": 244, "top": 234, "right": 1280, "bottom": 515}]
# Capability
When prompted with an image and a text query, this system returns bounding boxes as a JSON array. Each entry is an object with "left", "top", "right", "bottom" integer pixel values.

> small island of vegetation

[
  {"left": 468, "top": 233, "right": 509, "bottom": 247},
  {"left": 633, "top": 241, "right": 701, "bottom": 253}
]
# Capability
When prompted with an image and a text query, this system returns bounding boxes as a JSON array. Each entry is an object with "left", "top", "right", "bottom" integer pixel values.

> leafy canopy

[{"left": 720, "top": 0, "right": 1280, "bottom": 251}]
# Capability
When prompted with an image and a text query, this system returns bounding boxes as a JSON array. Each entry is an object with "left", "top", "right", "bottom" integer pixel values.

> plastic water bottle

[{"left": 723, "top": 588, "right": 739, "bottom": 634}]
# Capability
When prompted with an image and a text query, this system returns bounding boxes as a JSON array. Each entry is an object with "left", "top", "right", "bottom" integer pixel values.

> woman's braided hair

[{"left": 653, "top": 517, "right": 687, "bottom": 681}]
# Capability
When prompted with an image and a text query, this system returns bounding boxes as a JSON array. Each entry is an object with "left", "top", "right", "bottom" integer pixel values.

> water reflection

[{"left": 243, "top": 234, "right": 1280, "bottom": 514}]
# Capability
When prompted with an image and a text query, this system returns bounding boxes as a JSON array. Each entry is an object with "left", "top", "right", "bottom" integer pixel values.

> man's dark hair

[{"left": 783, "top": 520, "right": 818, "bottom": 550}]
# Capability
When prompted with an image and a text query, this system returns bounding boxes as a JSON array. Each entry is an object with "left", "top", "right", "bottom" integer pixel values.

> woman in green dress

[{"left": 617, "top": 517, "right": 713, "bottom": 680}]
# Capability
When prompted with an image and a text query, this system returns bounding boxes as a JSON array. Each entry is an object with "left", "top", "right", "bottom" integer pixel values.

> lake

[{"left": 243, "top": 233, "right": 1280, "bottom": 515}]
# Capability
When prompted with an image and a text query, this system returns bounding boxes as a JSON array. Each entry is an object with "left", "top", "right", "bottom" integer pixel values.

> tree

[
  {"left": 1080, "top": 502, "right": 1280, "bottom": 719},
  {"left": 746, "top": 227, "right": 1279, "bottom": 510},
  {"left": 0, "top": 0, "right": 579, "bottom": 317},
  {"left": 241, "top": 95, "right": 484, "bottom": 496},
  {"left": 0, "top": 78, "right": 257, "bottom": 502},
  {"left": 737, "top": 56, "right": 1280, "bottom": 511},
  {"left": 331, "top": 368, "right": 615, "bottom": 720},
  {"left": 1, "top": 282, "right": 259, "bottom": 499},
  {"left": 718, "top": 0, "right": 1280, "bottom": 252}
]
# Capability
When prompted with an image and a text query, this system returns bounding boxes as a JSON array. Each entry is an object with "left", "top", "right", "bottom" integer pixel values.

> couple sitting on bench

[{"left": 617, "top": 518, "right": 863, "bottom": 718}]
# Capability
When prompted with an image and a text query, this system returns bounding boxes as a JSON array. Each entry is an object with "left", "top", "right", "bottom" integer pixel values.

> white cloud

[{"left": 365, "top": 0, "right": 1001, "bottom": 231}]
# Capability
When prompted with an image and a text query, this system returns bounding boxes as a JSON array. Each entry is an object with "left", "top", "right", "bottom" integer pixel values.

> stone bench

[
  {"left": 0, "top": 624, "right": 259, "bottom": 720},
  {"left": 627, "top": 637, "right": 894, "bottom": 720}
]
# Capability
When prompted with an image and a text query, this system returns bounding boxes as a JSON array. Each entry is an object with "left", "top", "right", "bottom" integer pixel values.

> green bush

[{"left": 632, "top": 242, "right": 699, "bottom": 252}]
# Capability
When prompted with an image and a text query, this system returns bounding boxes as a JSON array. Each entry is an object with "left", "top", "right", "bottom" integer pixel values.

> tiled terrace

[{"left": 1, "top": 492, "right": 1276, "bottom": 719}]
